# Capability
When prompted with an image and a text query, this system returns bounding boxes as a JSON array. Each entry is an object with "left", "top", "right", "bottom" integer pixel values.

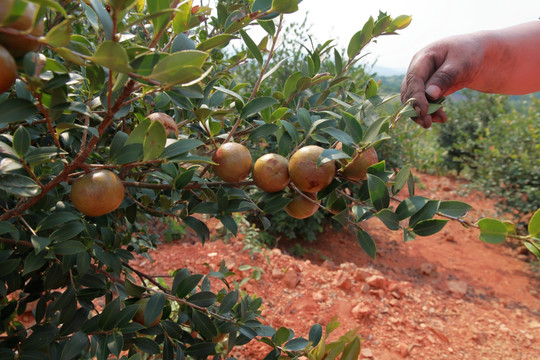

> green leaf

[
  {"left": 249, "top": 123, "right": 279, "bottom": 140},
  {"left": 196, "top": 34, "right": 237, "bottom": 51},
  {"left": 409, "top": 200, "right": 440, "bottom": 227},
  {"left": 341, "top": 111, "right": 363, "bottom": 144},
  {"left": 23, "top": 250, "right": 46, "bottom": 275},
  {"left": 106, "top": 333, "right": 123, "bottom": 358},
  {"left": 149, "top": 50, "right": 208, "bottom": 85},
  {"left": 175, "top": 274, "right": 204, "bottom": 298},
  {"left": 367, "top": 174, "right": 389, "bottom": 211},
  {"left": 524, "top": 241, "right": 540, "bottom": 260},
  {"left": 0, "top": 221, "right": 19, "bottom": 240},
  {"left": 125, "top": 279, "right": 146, "bottom": 298},
  {"left": 45, "top": 19, "right": 72, "bottom": 47},
  {"left": 188, "top": 291, "right": 217, "bottom": 307},
  {"left": 52, "top": 241, "right": 87, "bottom": 255},
  {"left": 413, "top": 219, "right": 449, "bottom": 236},
  {"left": 147, "top": 0, "right": 171, "bottom": 41},
  {"left": 438, "top": 201, "right": 472, "bottom": 218},
  {"left": 375, "top": 209, "right": 400, "bottom": 230},
  {"left": 362, "top": 117, "right": 388, "bottom": 144},
  {"left": 365, "top": 78, "right": 378, "bottom": 98},
  {"left": 219, "top": 290, "right": 239, "bottom": 314},
  {"left": 172, "top": 0, "right": 192, "bottom": 33},
  {"left": 98, "top": 297, "right": 121, "bottom": 330},
  {"left": 241, "top": 97, "right": 279, "bottom": 119},
  {"left": 317, "top": 148, "right": 350, "bottom": 167},
  {"left": 37, "top": 212, "right": 79, "bottom": 232},
  {"left": 308, "top": 323, "right": 322, "bottom": 346},
  {"left": 347, "top": 16, "right": 374, "bottom": 58},
  {"left": 162, "top": 139, "right": 203, "bottom": 158},
  {"left": 240, "top": 30, "right": 263, "bottom": 65},
  {"left": 133, "top": 337, "right": 160, "bottom": 355},
  {"left": 341, "top": 337, "right": 361, "bottom": 360},
  {"left": 13, "top": 126, "right": 31, "bottom": 158},
  {"left": 389, "top": 15, "right": 412, "bottom": 31},
  {"left": 88, "top": 0, "right": 113, "bottom": 40},
  {"left": 143, "top": 120, "right": 167, "bottom": 161},
  {"left": 283, "top": 71, "right": 302, "bottom": 99},
  {"left": 392, "top": 164, "right": 411, "bottom": 194},
  {"left": 477, "top": 218, "right": 508, "bottom": 244},
  {"left": 90, "top": 41, "right": 132, "bottom": 73},
  {"left": 283, "top": 338, "right": 310, "bottom": 351},
  {"left": 0, "top": 98, "right": 38, "bottom": 128},
  {"left": 270, "top": 0, "right": 298, "bottom": 13},
  {"left": 218, "top": 215, "right": 238, "bottom": 236},
  {"left": 60, "top": 332, "right": 89, "bottom": 360},
  {"left": 0, "top": 173, "right": 40, "bottom": 197},
  {"left": 273, "top": 327, "right": 291, "bottom": 346},
  {"left": 126, "top": 119, "right": 151, "bottom": 145},
  {"left": 191, "top": 310, "right": 218, "bottom": 340},
  {"left": 144, "top": 293, "right": 165, "bottom": 327},
  {"left": 321, "top": 128, "right": 354, "bottom": 146},
  {"left": 263, "top": 196, "right": 291, "bottom": 214},
  {"left": 528, "top": 208, "right": 540, "bottom": 238},
  {"left": 357, "top": 229, "right": 376, "bottom": 259},
  {"left": 50, "top": 221, "right": 84, "bottom": 242}
]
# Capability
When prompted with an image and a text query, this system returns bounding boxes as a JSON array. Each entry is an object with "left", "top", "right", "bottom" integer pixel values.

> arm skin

[{"left": 401, "top": 21, "right": 540, "bottom": 128}]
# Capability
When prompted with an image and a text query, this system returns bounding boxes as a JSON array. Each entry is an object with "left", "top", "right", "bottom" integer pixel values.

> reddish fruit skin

[
  {"left": 212, "top": 143, "right": 252, "bottom": 183},
  {"left": 147, "top": 112, "right": 178, "bottom": 137},
  {"left": 285, "top": 192, "right": 319, "bottom": 219},
  {"left": 0, "top": 44, "right": 16, "bottom": 93},
  {"left": 341, "top": 147, "right": 378, "bottom": 181},
  {"left": 70, "top": 170, "right": 125, "bottom": 217},
  {"left": 253, "top": 153, "right": 289, "bottom": 193},
  {"left": 0, "top": 2, "right": 44, "bottom": 58},
  {"left": 288, "top": 145, "right": 335, "bottom": 192}
]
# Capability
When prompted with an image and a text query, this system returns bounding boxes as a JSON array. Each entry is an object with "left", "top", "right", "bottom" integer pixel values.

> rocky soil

[{"left": 132, "top": 172, "right": 540, "bottom": 359}]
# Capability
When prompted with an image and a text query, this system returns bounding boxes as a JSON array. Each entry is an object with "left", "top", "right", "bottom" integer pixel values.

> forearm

[{"left": 470, "top": 21, "right": 540, "bottom": 94}]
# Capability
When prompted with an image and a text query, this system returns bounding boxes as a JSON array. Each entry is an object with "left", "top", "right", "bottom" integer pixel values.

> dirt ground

[{"left": 131, "top": 172, "right": 540, "bottom": 359}]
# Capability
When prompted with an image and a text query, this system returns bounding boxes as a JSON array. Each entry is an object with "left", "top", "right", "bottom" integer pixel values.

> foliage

[{"left": 0, "top": 1, "right": 538, "bottom": 359}]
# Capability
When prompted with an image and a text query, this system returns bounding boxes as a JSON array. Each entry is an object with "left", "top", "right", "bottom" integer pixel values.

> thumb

[{"left": 424, "top": 66, "right": 462, "bottom": 100}]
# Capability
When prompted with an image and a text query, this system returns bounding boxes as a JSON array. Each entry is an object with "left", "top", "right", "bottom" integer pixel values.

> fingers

[{"left": 411, "top": 108, "right": 447, "bottom": 129}]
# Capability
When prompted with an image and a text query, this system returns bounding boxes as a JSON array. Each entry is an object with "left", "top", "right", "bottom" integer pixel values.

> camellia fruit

[
  {"left": 252, "top": 153, "right": 289, "bottom": 193},
  {"left": 133, "top": 298, "right": 162, "bottom": 327},
  {"left": 285, "top": 192, "right": 319, "bottom": 219},
  {"left": 288, "top": 145, "right": 335, "bottom": 192},
  {"left": 212, "top": 142, "right": 252, "bottom": 183},
  {"left": 146, "top": 112, "right": 178, "bottom": 138},
  {"left": 70, "top": 169, "right": 125, "bottom": 217},
  {"left": 0, "top": 44, "right": 16, "bottom": 94},
  {"left": 0, "top": 2, "right": 44, "bottom": 58},
  {"left": 341, "top": 147, "right": 378, "bottom": 181}
]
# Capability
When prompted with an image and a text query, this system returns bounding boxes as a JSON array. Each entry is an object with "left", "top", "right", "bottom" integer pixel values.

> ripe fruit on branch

[
  {"left": 288, "top": 145, "right": 335, "bottom": 192},
  {"left": 212, "top": 142, "right": 252, "bottom": 183},
  {"left": 285, "top": 192, "right": 319, "bottom": 219},
  {"left": 70, "top": 169, "right": 125, "bottom": 217},
  {"left": 146, "top": 112, "right": 178, "bottom": 138},
  {"left": 253, "top": 153, "right": 289, "bottom": 193},
  {"left": 341, "top": 147, "right": 378, "bottom": 181},
  {"left": 0, "top": 44, "right": 16, "bottom": 94},
  {"left": 0, "top": 2, "right": 44, "bottom": 58},
  {"left": 133, "top": 298, "right": 162, "bottom": 327}
]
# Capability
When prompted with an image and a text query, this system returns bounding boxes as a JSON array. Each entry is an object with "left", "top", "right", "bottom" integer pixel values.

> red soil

[{"left": 132, "top": 172, "right": 540, "bottom": 359}]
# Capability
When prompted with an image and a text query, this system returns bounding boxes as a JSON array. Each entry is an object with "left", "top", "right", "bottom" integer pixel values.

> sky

[{"left": 281, "top": 0, "right": 540, "bottom": 73}]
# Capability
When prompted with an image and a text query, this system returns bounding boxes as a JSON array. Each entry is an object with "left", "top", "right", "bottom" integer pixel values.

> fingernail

[{"left": 426, "top": 85, "right": 441, "bottom": 99}]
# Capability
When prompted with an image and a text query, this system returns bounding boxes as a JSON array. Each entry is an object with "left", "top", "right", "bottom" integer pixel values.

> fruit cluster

[
  {"left": 212, "top": 142, "right": 379, "bottom": 219},
  {"left": 0, "top": 0, "right": 44, "bottom": 93}
]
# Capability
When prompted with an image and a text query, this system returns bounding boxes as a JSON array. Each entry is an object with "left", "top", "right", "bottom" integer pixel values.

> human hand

[{"left": 400, "top": 34, "right": 485, "bottom": 128}]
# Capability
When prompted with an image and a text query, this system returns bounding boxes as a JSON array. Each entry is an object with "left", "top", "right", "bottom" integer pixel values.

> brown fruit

[
  {"left": 0, "top": 0, "right": 14, "bottom": 25},
  {"left": 0, "top": 44, "right": 16, "bottom": 93},
  {"left": 147, "top": 112, "right": 178, "bottom": 138},
  {"left": 133, "top": 298, "right": 162, "bottom": 327},
  {"left": 212, "top": 142, "right": 252, "bottom": 183},
  {"left": 70, "top": 170, "right": 125, "bottom": 217},
  {"left": 285, "top": 192, "right": 319, "bottom": 219},
  {"left": 0, "top": 2, "right": 44, "bottom": 58},
  {"left": 341, "top": 147, "right": 378, "bottom": 181},
  {"left": 253, "top": 153, "right": 289, "bottom": 193},
  {"left": 288, "top": 145, "right": 335, "bottom": 192}
]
